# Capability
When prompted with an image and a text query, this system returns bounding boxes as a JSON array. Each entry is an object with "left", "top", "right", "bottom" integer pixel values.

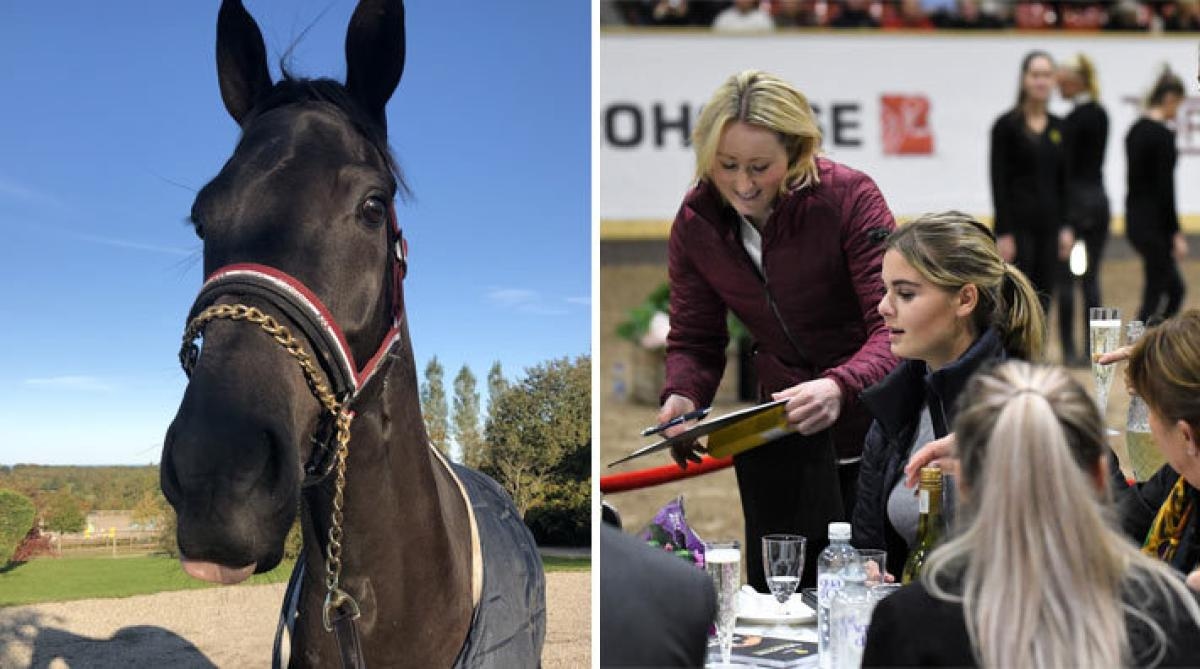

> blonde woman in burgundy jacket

[{"left": 658, "top": 70, "right": 897, "bottom": 590}]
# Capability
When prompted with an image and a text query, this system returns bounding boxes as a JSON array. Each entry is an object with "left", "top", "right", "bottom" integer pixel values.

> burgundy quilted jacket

[{"left": 661, "top": 157, "right": 899, "bottom": 460}]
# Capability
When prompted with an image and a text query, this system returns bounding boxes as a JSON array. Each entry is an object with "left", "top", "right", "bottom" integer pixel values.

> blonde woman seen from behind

[{"left": 863, "top": 361, "right": 1200, "bottom": 667}]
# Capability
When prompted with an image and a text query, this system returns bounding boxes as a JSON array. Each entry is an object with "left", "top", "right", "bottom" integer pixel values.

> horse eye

[{"left": 360, "top": 197, "right": 387, "bottom": 227}]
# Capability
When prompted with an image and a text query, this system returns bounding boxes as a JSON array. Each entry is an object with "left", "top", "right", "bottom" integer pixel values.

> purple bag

[{"left": 640, "top": 496, "right": 706, "bottom": 569}]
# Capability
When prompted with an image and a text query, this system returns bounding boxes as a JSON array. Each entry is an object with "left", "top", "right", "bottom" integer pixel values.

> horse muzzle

[{"left": 181, "top": 558, "right": 258, "bottom": 585}]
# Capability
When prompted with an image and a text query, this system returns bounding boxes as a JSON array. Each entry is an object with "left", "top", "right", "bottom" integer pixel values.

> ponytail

[
  {"left": 1063, "top": 53, "right": 1101, "bottom": 99},
  {"left": 924, "top": 361, "right": 1200, "bottom": 668},
  {"left": 1077, "top": 53, "right": 1100, "bottom": 99},
  {"left": 959, "top": 365, "right": 1122, "bottom": 667},
  {"left": 998, "top": 262, "right": 1046, "bottom": 361}
]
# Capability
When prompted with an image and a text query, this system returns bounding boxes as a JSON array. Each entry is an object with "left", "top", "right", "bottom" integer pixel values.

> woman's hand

[
  {"left": 1174, "top": 232, "right": 1189, "bottom": 261},
  {"left": 865, "top": 558, "right": 895, "bottom": 585},
  {"left": 1188, "top": 569, "right": 1200, "bottom": 591},
  {"left": 660, "top": 394, "right": 704, "bottom": 469},
  {"left": 904, "top": 433, "right": 959, "bottom": 488},
  {"left": 996, "top": 234, "right": 1017, "bottom": 263},
  {"left": 1095, "top": 345, "right": 1133, "bottom": 366},
  {"left": 772, "top": 378, "right": 843, "bottom": 435}
]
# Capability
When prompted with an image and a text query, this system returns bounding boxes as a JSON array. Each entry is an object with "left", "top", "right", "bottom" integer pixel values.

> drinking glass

[
  {"left": 1090, "top": 307, "right": 1122, "bottom": 435},
  {"left": 762, "top": 534, "right": 806, "bottom": 614},
  {"left": 705, "top": 540, "right": 741, "bottom": 667},
  {"left": 858, "top": 549, "right": 888, "bottom": 587}
]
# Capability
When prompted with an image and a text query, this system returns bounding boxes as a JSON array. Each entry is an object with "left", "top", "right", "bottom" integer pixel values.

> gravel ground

[
  {"left": 601, "top": 256, "right": 1200, "bottom": 549},
  {"left": 0, "top": 571, "right": 590, "bottom": 668}
]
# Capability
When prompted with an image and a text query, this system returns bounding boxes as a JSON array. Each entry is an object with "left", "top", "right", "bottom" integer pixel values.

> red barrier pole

[{"left": 600, "top": 455, "right": 734, "bottom": 493}]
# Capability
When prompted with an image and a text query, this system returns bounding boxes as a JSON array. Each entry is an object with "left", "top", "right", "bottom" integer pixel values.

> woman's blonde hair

[
  {"left": 885, "top": 211, "right": 1046, "bottom": 360},
  {"left": 692, "top": 70, "right": 822, "bottom": 195},
  {"left": 923, "top": 361, "right": 1200, "bottom": 667},
  {"left": 1061, "top": 52, "right": 1101, "bottom": 99},
  {"left": 1127, "top": 309, "right": 1200, "bottom": 433}
]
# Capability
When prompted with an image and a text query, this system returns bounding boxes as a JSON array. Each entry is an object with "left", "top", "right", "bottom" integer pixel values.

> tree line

[
  {"left": 0, "top": 465, "right": 159, "bottom": 534},
  {"left": 0, "top": 354, "right": 591, "bottom": 563},
  {"left": 420, "top": 355, "right": 590, "bottom": 546}
]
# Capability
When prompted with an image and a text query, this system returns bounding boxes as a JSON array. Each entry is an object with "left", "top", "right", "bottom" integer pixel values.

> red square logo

[{"left": 881, "top": 95, "right": 933, "bottom": 155}]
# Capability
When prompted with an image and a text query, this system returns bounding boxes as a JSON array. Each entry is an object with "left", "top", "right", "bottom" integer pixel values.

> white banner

[{"left": 600, "top": 32, "right": 1200, "bottom": 223}]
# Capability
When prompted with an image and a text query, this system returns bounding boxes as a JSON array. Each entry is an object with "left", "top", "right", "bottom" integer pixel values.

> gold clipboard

[{"left": 607, "top": 399, "right": 789, "bottom": 467}]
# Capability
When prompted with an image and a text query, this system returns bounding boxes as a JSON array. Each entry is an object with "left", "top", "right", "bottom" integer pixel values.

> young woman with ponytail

[
  {"left": 852, "top": 212, "right": 1045, "bottom": 575},
  {"left": 864, "top": 361, "right": 1200, "bottom": 667}
]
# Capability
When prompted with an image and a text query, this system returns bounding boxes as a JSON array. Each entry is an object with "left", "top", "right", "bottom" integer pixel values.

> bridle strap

[
  {"left": 186, "top": 264, "right": 404, "bottom": 402},
  {"left": 187, "top": 266, "right": 359, "bottom": 399}
]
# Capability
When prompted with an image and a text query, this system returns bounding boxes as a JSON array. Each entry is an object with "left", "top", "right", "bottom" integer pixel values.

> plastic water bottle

[
  {"left": 817, "top": 522, "right": 859, "bottom": 667},
  {"left": 830, "top": 562, "right": 874, "bottom": 669}
]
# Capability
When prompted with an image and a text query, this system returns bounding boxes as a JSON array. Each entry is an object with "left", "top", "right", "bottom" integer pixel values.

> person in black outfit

[
  {"left": 989, "top": 51, "right": 1072, "bottom": 359},
  {"left": 862, "top": 361, "right": 1200, "bottom": 667},
  {"left": 599, "top": 524, "right": 716, "bottom": 667},
  {"left": 1126, "top": 67, "right": 1188, "bottom": 323},
  {"left": 1056, "top": 53, "right": 1111, "bottom": 367}
]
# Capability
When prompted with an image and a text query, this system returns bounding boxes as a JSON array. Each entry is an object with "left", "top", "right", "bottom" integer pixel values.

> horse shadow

[{"left": 0, "top": 610, "right": 216, "bottom": 668}]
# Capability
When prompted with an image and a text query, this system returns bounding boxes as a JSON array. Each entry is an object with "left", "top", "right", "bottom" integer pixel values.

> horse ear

[
  {"left": 345, "top": 0, "right": 406, "bottom": 131},
  {"left": 216, "top": 0, "right": 272, "bottom": 125}
]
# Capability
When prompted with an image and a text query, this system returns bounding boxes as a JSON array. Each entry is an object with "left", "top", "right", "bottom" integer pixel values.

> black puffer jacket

[{"left": 852, "top": 328, "right": 1007, "bottom": 572}]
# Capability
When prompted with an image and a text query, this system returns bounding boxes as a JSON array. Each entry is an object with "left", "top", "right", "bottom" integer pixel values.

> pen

[{"left": 641, "top": 407, "right": 711, "bottom": 437}]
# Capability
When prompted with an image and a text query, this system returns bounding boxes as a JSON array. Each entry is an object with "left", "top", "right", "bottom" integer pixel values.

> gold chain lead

[{"left": 180, "top": 303, "right": 359, "bottom": 631}]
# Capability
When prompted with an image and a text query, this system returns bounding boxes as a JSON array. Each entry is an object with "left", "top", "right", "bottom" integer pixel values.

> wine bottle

[{"left": 901, "top": 466, "right": 944, "bottom": 584}]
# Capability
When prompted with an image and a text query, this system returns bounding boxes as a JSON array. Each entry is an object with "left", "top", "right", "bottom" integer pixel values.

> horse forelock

[{"left": 244, "top": 75, "right": 410, "bottom": 201}]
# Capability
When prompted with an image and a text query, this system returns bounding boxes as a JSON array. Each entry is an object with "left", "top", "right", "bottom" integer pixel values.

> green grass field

[
  {"left": 0, "top": 555, "right": 295, "bottom": 607},
  {"left": 0, "top": 553, "right": 590, "bottom": 607},
  {"left": 541, "top": 555, "right": 592, "bottom": 572}
]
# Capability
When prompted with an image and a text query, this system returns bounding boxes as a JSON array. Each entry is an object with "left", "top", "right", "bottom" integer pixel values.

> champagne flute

[
  {"left": 705, "top": 540, "right": 741, "bottom": 667},
  {"left": 762, "top": 534, "right": 805, "bottom": 614},
  {"left": 1090, "top": 307, "right": 1122, "bottom": 436}
]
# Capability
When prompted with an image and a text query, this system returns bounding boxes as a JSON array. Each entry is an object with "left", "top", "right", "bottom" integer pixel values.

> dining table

[{"left": 705, "top": 588, "right": 819, "bottom": 667}]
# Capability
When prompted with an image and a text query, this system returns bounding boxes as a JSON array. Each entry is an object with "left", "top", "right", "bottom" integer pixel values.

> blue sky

[{"left": 0, "top": 1, "right": 591, "bottom": 465}]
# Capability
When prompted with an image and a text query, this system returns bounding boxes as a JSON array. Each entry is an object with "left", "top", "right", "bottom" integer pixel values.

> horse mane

[{"left": 247, "top": 73, "right": 411, "bottom": 200}]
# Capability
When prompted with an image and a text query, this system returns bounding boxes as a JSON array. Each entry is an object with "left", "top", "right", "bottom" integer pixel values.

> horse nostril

[{"left": 248, "top": 426, "right": 299, "bottom": 499}]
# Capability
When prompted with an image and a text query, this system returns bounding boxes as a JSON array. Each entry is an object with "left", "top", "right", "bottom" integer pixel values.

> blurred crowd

[{"left": 600, "top": 0, "right": 1200, "bottom": 32}]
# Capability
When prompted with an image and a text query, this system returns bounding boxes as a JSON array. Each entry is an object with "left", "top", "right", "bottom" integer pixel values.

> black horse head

[{"left": 161, "top": 0, "right": 407, "bottom": 583}]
